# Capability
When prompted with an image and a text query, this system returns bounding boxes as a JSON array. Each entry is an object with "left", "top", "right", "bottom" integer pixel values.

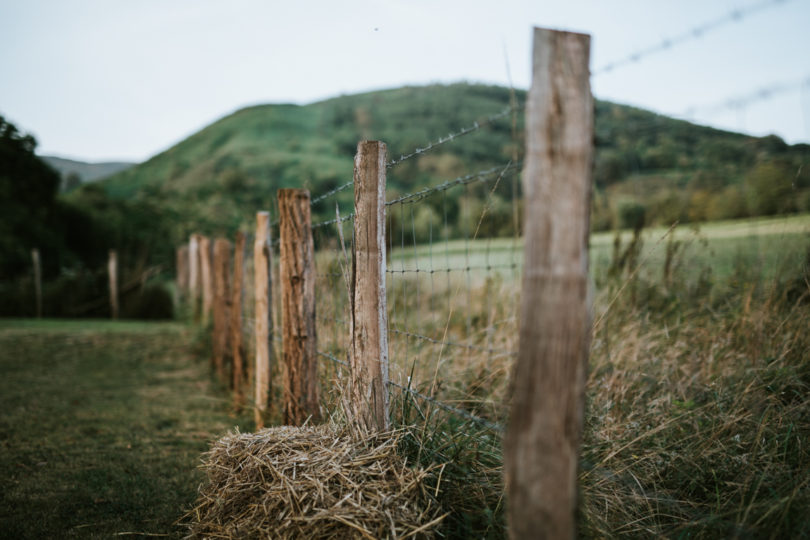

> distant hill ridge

[
  {"left": 42, "top": 155, "right": 134, "bottom": 190},
  {"left": 89, "top": 82, "right": 810, "bottom": 239}
]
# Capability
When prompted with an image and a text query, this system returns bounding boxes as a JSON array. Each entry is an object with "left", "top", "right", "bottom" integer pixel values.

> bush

[
  {"left": 616, "top": 199, "right": 646, "bottom": 230},
  {"left": 122, "top": 283, "right": 174, "bottom": 320}
]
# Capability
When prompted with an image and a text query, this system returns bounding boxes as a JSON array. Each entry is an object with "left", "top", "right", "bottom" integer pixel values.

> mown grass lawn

[{"left": 0, "top": 320, "right": 251, "bottom": 539}]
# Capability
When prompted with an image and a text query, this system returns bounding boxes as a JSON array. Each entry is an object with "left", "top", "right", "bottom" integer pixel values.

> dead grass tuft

[{"left": 184, "top": 424, "right": 445, "bottom": 539}]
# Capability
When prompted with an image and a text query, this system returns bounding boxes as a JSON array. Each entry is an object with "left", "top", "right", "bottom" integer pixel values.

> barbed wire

[
  {"left": 386, "top": 262, "right": 519, "bottom": 275},
  {"left": 386, "top": 106, "right": 517, "bottom": 169},
  {"left": 386, "top": 380, "right": 504, "bottom": 433},
  {"left": 385, "top": 162, "right": 521, "bottom": 207},
  {"left": 311, "top": 212, "right": 355, "bottom": 230},
  {"left": 305, "top": 105, "right": 518, "bottom": 211},
  {"left": 317, "top": 350, "right": 349, "bottom": 368},
  {"left": 593, "top": 0, "right": 792, "bottom": 76},
  {"left": 310, "top": 180, "right": 355, "bottom": 207},
  {"left": 680, "top": 75, "right": 810, "bottom": 119}
]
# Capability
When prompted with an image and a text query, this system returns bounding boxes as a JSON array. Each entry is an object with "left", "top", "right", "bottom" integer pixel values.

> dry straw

[{"left": 184, "top": 424, "right": 446, "bottom": 539}]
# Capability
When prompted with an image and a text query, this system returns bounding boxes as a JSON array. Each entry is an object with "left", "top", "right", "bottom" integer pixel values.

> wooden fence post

[
  {"left": 505, "top": 27, "right": 593, "bottom": 540},
  {"left": 278, "top": 189, "right": 320, "bottom": 425},
  {"left": 349, "top": 141, "right": 390, "bottom": 432},
  {"left": 212, "top": 238, "right": 232, "bottom": 382},
  {"left": 108, "top": 249, "right": 119, "bottom": 320},
  {"left": 199, "top": 236, "right": 214, "bottom": 326},
  {"left": 230, "top": 232, "right": 246, "bottom": 409},
  {"left": 31, "top": 248, "right": 42, "bottom": 318},
  {"left": 254, "top": 212, "right": 273, "bottom": 428},
  {"left": 189, "top": 234, "right": 201, "bottom": 323},
  {"left": 176, "top": 244, "right": 190, "bottom": 306}
]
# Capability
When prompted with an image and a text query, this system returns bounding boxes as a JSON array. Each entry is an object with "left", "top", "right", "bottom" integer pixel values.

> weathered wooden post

[
  {"left": 254, "top": 212, "right": 273, "bottom": 428},
  {"left": 348, "top": 141, "right": 390, "bottom": 432},
  {"left": 31, "top": 248, "right": 42, "bottom": 318},
  {"left": 230, "top": 232, "right": 246, "bottom": 409},
  {"left": 176, "top": 244, "right": 190, "bottom": 307},
  {"left": 278, "top": 189, "right": 320, "bottom": 425},
  {"left": 108, "top": 249, "right": 119, "bottom": 320},
  {"left": 505, "top": 27, "right": 593, "bottom": 539},
  {"left": 199, "top": 236, "right": 214, "bottom": 326},
  {"left": 212, "top": 238, "right": 232, "bottom": 381},
  {"left": 189, "top": 234, "right": 201, "bottom": 323}
]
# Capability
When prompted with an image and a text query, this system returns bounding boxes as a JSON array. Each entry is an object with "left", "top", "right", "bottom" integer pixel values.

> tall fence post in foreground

[
  {"left": 31, "top": 248, "right": 42, "bottom": 318},
  {"left": 505, "top": 27, "right": 593, "bottom": 539},
  {"left": 108, "top": 249, "right": 119, "bottom": 320},
  {"left": 189, "top": 234, "right": 201, "bottom": 322},
  {"left": 278, "top": 189, "right": 320, "bottom": 425},
  {"left": 254, "top": 212, "right": 273, "bottom": 428},
  {"left": 230, "top": 232, "right": 246, "bottom": 409},
  {"left": 199, "top": 236, "right": 214, "bottom": 326},
  {"left": 212, "top": 238, "right": 232, "bottom": 382},
  {"left": 349, "top": 141, "right": 390, "bottom": 432}
]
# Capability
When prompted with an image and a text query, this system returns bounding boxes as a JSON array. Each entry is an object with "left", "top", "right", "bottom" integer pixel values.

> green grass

[
  {"left": 385, "top": 213, "right": 810, "bottom": 284},
  {"left": 0, "top": 320, "right": 251, "bottom": 538}
]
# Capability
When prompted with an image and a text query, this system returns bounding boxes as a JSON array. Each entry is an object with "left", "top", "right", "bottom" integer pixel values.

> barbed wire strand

[
  {"left": 307, "top": 104, "right": 517, "bottom": 210},
  {"left": 386, "top": 163, "right": 521, "bottom": 207},
  {"left": 386, "top": 106, "right": 516, "bottom": 169},
  {"left": 594, "top": 0, "right": 792, "bottom": 76}
]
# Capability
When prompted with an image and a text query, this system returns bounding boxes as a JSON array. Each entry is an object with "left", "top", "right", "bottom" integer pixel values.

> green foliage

[
  {"left": 744, "top": 160, "right": 797, "bottom": 216},
  {"left": 616, "top": 199, "right": 646, "bottom": 230},
  {"left": 0, "top": 115, "right": 63, "bottom": 278}
]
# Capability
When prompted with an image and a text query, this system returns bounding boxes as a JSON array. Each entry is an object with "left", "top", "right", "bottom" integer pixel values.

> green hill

[{"left": 84, "top": 83, "right": 810, "bottom": 249}]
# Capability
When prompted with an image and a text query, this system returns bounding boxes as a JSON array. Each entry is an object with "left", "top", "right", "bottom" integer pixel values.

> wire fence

[
  {"left": 175, "top": 100, "right": 524, "bottom": 437},
  {"left": 305, "top": 106, "right": 522, "bottom": 433},
  {"left": 174, "top": 2, "right": 809, "bottom": 443}
]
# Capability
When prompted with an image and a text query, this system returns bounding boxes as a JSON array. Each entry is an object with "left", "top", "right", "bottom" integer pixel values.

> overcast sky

[{"left": 1, "top": 0, "right": 808, "bottom": 163}]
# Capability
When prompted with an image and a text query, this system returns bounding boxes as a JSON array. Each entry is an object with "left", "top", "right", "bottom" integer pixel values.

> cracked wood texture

[
  {"left": 349, "top": 141, "right": 390, "bottom": 432},
  {"left": 212, "top": 238, "right": 232, "bottom": 382},
  {"left": 254, "top": 212, "right": 273, "bottom": 428},
  {"left": 505, "top": 27, "right": 593, "bottom": 540},
  {"left": 230, "top": 232, "right": 246, "bottom": 410},
  {"left": 278, "top": 189, "right": 320, "bottom": 425}
]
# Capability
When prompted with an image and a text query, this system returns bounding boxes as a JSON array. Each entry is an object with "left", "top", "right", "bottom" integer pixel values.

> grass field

[
  {"left": 386, "top": 213, "right": 810, "bottom": 284},
  {"left": 2, "top": 213, "right": 809, "bottom": 538},
  {"left": 0, "top": 320, "right": 251, "bottom": 539}
]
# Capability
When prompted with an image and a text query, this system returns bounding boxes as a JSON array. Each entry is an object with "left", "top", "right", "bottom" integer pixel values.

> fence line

[{"left": 176, "top": 28, "right": 594, "bottom": 536}]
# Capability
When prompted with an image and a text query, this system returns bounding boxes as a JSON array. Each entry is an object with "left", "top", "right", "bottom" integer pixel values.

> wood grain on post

[
  {"left": 230, "top": 232, "right": 246, "bottom": 409},
  {"left": 212, "top": 238, "right": 232, "bottom": 382},
  {"left": 278, "top": 189, "right": 320, "bottom": 426},
  {"left": 254, "top": 212, "right": 273, "bottom": 428},
  {"left": 349, "top": 141, "right": 390, "bottom": 432},
  {"left": 31, "top": 248, "right": 42, "bottom": 318},
  {"left": 199, "top": 236, "right": 214, "bottom": 327},
  {"left": 189, "top": 234, "right": 201, "bottom": 322},
  {"left": 108, "top": 249, "right": 119, "bottom": 320},
  {"left": 505, "top": 27, "right": 593, "bottom": 540}
]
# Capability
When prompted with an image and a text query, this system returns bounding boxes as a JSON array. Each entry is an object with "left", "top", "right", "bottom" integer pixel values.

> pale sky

[{"left": 1, "top": 0, "right": 808, "bottom": 163}]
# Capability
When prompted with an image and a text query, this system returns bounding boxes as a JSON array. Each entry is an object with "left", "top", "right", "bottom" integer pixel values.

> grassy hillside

[{"left": 83, "top": 83, "right": 810, "bottom": 260}]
